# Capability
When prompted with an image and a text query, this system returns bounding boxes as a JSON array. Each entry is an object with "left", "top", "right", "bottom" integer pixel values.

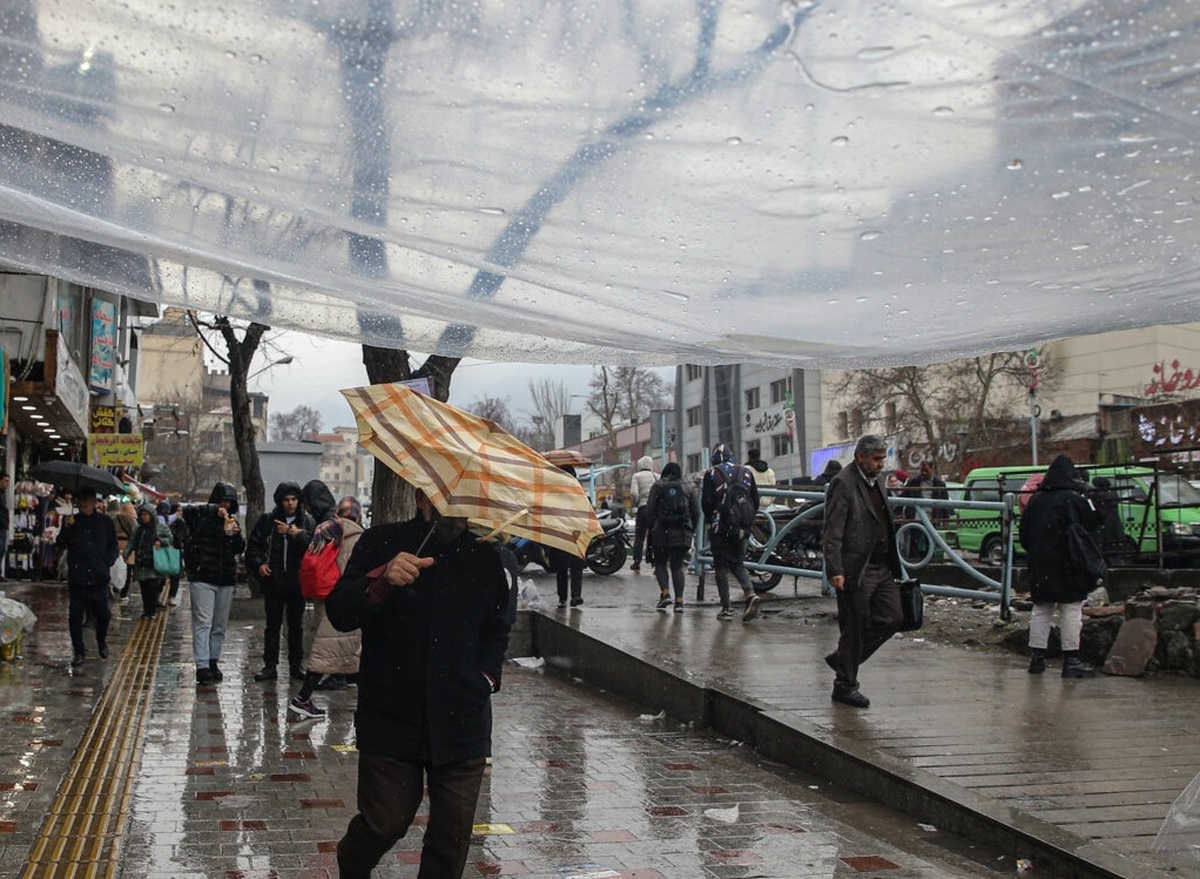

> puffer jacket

[
  {"left": 182, "top": 482, "right": 245, "bottom": 586},
  {"left": 244, "top": 482, "right": 314, "bottom": 592},
  {"left": 128, "top": 504, "right": 174, "bottom": 582},
  {"left": 629, "top": 456, "right": 659, "bottom": 509}
]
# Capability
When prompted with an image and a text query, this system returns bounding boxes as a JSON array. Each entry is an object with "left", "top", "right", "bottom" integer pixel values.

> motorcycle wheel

[{"left": 586, "top": 534, "right": 626, "bottom": 576}]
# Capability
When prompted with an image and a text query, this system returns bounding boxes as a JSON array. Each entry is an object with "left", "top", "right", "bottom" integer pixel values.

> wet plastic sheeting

[{"left": 1, "top": 0, "right": 1199, "bottom": 365}]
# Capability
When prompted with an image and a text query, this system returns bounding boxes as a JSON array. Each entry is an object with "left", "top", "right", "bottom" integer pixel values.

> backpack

[
  {"left": 714, "top": 464, "right": 757, "bottom": 535},
  {"left": 299, "top": 537, "right": 341, "bottom": 600},
  {"left": 658, "top": 483, "right": 692, "bottom": 530}
]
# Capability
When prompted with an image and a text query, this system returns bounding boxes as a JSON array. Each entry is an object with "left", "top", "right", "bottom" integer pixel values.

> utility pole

[{"left": 1025, "top": 349, "right": 1041, "bottom": 466}]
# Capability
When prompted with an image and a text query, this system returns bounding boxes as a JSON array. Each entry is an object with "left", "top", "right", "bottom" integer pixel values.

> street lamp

[{"left": 248, "top": 355, "right": 294, "bottom": 380}]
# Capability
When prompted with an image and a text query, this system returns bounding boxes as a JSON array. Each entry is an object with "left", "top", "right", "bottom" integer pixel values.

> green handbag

[{"left": 152, "top": 546, "right": 182, "bottom": 577}]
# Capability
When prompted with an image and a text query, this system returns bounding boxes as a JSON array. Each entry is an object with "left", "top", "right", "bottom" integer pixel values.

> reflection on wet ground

[{"left": 0, "top": 578, "right": 1010, "bottom": 877}]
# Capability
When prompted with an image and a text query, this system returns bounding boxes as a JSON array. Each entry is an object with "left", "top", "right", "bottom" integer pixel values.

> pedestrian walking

[
  {"left": 126, "top": 503, "right": 173, "bottom": 619},
  {"left": 628, "top": 456, "right": 659, "bottom": 573},
  {"left": 245, "top": 481, "right": 314, "bottom": 682},
  {"left": 111, "top": 500, "right": 138, "bottom": 604},
  {"left": 166, "top": 503, "right": 189, "bottom": 606},
  {"left": 902, "top": 461, "right": 949, "bottom": 559},
  {"left": 745, "top": 447, "right": 777, "bottom": 509},
  {"left": 182, "top": 482, "right": 245, "bottom": 685},
  {"left": 289, "top": 495, "right": 365, "bottom": 721},
  {"left": 645, "top": 462, "right": 699, "bottom": 612},
  {"left": 325, "top": 488, "right": 512, "bottom": 879},
  {"left": 822, "top": 435, "right": 905, "bottom": 708},
  {"left": 54, "top": 485, "right": 119, "bottom": 666},
  {"left": 701, "top": 443, "right": 761, "bottom": 622},
  {"left": 548, "top": 464, "right": 586, "bottom": 609},
  {"left": 1020, "top": 454, "right": 1104, "bottom": 678}
]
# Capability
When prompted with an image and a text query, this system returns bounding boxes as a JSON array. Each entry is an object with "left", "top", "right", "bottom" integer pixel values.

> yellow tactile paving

[{"left": 20, "top": 611, "right": 169, "bottom": 879}]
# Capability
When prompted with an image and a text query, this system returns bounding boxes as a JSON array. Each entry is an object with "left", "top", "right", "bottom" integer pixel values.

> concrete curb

[{"left": 531, "top": 612, "right": 1177, "bottom": 879}]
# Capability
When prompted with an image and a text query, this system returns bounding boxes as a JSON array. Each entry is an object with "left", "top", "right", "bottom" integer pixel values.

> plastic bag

[
  {"left": 0, "top": 597, "right": 37, "bottom": 644},
  {"left": 109, "top": 556, "right": 127, "bottom": 594},
  {"left": 1153, "top": 770, "right": 1200, "bottom": 858},
  {"left": 517, "top": 577, "right": 541, "bottom": 611}
]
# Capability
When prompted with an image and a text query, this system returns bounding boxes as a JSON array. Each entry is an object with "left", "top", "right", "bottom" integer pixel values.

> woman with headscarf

[
  {"left": 112, "top": 500, "right": 139, "bottom": 603},
  {"left": 289, "top": 496, "right": 366, "bottom": 720},
  {"left": 126, "top": 503, "right": 173, "bottom": 619},
  {"left": 1019, "top": 454, "right": 1104, "bottom": 678}
]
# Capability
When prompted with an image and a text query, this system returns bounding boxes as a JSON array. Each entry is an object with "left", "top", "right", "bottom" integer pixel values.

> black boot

[
  {"left": 1062, "top": 651, "right": 1095, "bottom": 679},
  {"left": 196, "top": 666, "right": 215, "bottom": 685},
  {"left": 209, "top": 659, "right": 224, "bottom": 682},
  {"left": 1028, "top": 648, "right": 1046, "bottom": 674}
]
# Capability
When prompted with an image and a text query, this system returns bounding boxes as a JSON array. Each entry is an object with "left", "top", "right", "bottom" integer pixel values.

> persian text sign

[
  {"left": 1132, "top": 400, "right": 1200, "bottom": 456},
  {"left": 89, "top": 433, "right": 144, "bottom": 468}
]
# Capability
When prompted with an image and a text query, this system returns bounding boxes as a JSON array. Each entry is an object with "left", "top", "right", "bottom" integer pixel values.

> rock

[
  {"left": 1158, "top": 600, "right": 1200, "bottom": 632},
  {"left": 1157, "top": 629, "right": 1193, "bottom": 670}
]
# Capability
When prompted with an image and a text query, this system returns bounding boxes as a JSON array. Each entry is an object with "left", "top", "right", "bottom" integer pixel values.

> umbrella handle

[
  {"left": 473, "top": 508, "right": 530, "bottom": 544},
  {"left": 414, "top": 522, "right": 438, "bottom": 556}
]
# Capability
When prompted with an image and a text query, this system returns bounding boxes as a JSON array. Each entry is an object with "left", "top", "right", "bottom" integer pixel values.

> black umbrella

[{"left": 28, "top": 461, "right": 127, "bottom": 495}]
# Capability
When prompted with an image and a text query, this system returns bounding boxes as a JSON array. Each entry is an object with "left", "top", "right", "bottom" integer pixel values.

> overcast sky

[{"left": 249, "top": 331, "right": 674, "bottom": 435}]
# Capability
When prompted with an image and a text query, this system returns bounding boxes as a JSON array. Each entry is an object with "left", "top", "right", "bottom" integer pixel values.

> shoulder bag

[
  {"left": 898, "top": 577, "right": 924, "bottom": 631},
  {"left": 153, "top": 545, "right": 183, "bottom": 578}
]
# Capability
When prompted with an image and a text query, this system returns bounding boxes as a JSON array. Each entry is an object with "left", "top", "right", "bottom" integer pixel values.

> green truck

[{"left": 955, "top": 464, "right": 1200, "bottom": 566}]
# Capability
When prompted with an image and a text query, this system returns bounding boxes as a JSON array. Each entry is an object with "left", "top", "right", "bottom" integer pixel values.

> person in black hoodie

[
  {"left": 245, "top": 481, "right": 314, "bottom": 681},
  {"left": 55, "top": 485, "right": 119, "bottom": 666},
  {"left": 325, "top": 488, "right": 511, "bottom": 879},
  {"left": 1020, "top": 454, "right": 1104, "bottom": 679},
  {"left": 182, "top": 482, "right": 245, "bottom": 685}
]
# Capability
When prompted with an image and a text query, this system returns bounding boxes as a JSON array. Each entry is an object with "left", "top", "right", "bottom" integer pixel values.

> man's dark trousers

[
  {"left": 261, "top": 582, "right": 306, "bottom": 672},
  {"left": 832, "top": 561, "right": 903, "bottom": 689},
  {"left": 69, "top": 582, "right": 112, "bottom": 655},
  {"left": 338, "top": 754, "right": 486, "bottom": 879}
]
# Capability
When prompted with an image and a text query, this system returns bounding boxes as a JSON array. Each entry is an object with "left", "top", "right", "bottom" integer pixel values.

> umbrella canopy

[
  {"left": 342, "top": 383, "right": 603, "bottom": 558},
  {"left": 542, "top": 449, "right": 593, "bottom": 469},
  {"left": 29, "top": 461, "right": 127, "bottom": 496}
]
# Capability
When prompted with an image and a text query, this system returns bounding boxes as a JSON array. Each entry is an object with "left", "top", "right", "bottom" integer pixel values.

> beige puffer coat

[{"left": 305, "top": 519, "right": 364, "bottom": 676}]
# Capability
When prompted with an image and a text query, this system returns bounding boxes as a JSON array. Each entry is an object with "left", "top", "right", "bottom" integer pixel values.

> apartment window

[
  {"left": 772, "top": 433, "right": 792, "bottom": 457},
  {"left": 686, "top": 405, "right": 702, "bottom": 428},
  {"left": 685, "top": 364, "right": 703, "bottom": 382},
  {"left": 686, "top": 453, "right": 702, "bottom": 474},
  {"left": 201, "top": 430, "right": 223, "bottom": 453},
  {"left": 769, "top": 376, "right": 791, "bottom": 404},
  {"left": 850, "top": 408, "right": 864, "bottom": 438},
  {"left": 744, "top": 387, "right": 760, "bottom": 411},
  {"left": 837, "top": 410, "right": 849, "bottom": 440}
]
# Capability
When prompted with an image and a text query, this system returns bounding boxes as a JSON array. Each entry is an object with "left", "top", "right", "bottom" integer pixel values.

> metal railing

[{"left": 692, "top": 487, "right": 1017, "bottom": 621}]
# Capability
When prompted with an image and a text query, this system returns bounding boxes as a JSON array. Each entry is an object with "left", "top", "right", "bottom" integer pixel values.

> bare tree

[
  {"left": 613, "top": 366, "right": 673, "bottom": 423},
  {"left": 587, "top": 367, "right": 623, "bottom": 463},
  {"left": 271, "top": 405, "right": 324, "bottom": 441},
  {"left": 834, "top": 351, "right": 1053, "bottom": 471},
  {"left": 465, "top": 396, "right": 516, "bottom": 433},
  {"left": 527, "top": 378, "right": 571, "bottom": 449}
]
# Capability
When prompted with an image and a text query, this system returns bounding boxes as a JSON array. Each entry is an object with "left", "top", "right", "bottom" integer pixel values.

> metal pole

[
  {"left": 1030, "top": 390, "right": 1039, "bottom": 466},
  {"left": 660, "top": 410, "right": 667, "bottom": 467}
]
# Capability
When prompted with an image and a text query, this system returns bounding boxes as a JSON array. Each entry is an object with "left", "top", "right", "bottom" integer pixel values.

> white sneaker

[
  {"left": 742, "top": 594, "right": 762, "bottom": 622},
  {"left": 168, "top": 597, "right": 180, "bottom": 606}
]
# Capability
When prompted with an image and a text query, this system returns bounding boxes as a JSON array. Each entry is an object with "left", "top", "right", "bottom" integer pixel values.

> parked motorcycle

[
  {"left": 584, "top": 516, "right": 629, "bottom": 575},
  {"left": 744, "top": 503, "right": 823, "bottom": 592},
  {"left": 507, "top": 514, "right": 630, "bottom": 577}
]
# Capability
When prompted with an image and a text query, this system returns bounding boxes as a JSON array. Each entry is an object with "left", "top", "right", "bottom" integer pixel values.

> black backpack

[
  {"left": 714, "top": 465, "right": 757, "bottom": 535},
  {"left": 658, "top": 483, "right": 692, "bottom": 529}
]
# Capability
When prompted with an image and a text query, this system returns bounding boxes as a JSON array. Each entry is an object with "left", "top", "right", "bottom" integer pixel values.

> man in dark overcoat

[
  {"left": 822, "top": 434, "right": 905, "bottom": 708},
  {"left": 326, "top": 489, "right": 512, "bottom": 879}
]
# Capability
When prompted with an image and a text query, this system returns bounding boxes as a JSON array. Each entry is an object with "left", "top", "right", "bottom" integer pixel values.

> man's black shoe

[
  {"left": 209, "top": 660, "right": 224, "bottom": 682},
  {"left": 196, "top": 667, "right": 215, "bottom": 685},
  {"left": 290, "top": 664, "right": 305, "bottom": 678},
  {"left": 98, "top": 644, "right": 109, "bottom": 659},
  {"left": 253, "top": 667, "right": 278, "bottom": 682},
  {"left": 831, "top": 686, "right": 870, "bottom": 708},
  {"left": 71, "top": 652, "right": 84, "bottom": 667}
]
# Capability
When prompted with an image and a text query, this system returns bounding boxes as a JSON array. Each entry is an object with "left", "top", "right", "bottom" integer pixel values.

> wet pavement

[{"left": 0, "top": 566, "right": 1196, "bottom": 878}]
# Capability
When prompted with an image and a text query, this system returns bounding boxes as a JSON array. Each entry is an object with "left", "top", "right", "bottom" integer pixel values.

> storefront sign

[
  {"left": 1132, "top": 399, "right": 1200, "bottom": 455},
  {"left": 89, "top": 298, "right": 116, "bottom": 392},
  {"left": 92, "top": 404, "right": 116, "bottom": 433},
  {"left": 1144, "top": 360, "right": 1200, "bottom": 396},
  {"left": 55, "top": 334, "right": 90, "bottom": 435},
  {"left": 89, "top": 433, "right": 144, "bottom": 468}
]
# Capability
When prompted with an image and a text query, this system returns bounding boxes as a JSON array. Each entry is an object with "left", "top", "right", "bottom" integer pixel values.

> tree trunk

[{"left": 217, "top": 319, "right": 267, "bottom": 527}]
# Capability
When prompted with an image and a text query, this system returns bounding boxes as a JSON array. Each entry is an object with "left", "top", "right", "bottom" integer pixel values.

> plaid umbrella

[{"left": 342, "top": 382, "right": 602, "bottom": 557}]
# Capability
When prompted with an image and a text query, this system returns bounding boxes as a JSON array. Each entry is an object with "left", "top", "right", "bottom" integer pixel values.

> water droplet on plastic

[
  {"left": 158, "top": 103, "right": 175, "bottom": 114},
  {"left": 932, "top": 106, "right": 954, "bottom": 116},
  {"left": 1071, "top": 243, "right": 1090, "bottom": 251},
  {"left": 661, "top": 290, "right": 690, "bottom": 302},
  {"left": 1051, "top": 190, "right": 1070, "bottom": 200},
  {"left": 831, "top": 136, "right": 849, "bottom": 147},
  {"left": 859, "top": 230, "right": 882, "bottom": 241},
  {"left": 1006, "top": 158, "right": 1023, "bottom": 170},
  {"left": 726, "top": 136, "right": 742, "bottom": 146},
  {"left": 479, "top": 207, "right": 505, "bottom": 216},
  {"left": 857, "top": 46, "right": 895, "bottom": 61}
]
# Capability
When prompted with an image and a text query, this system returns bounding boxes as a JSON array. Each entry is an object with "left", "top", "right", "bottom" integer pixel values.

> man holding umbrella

[
  {"left": 55, "top": 485, "right": 119, "bottom": 666},
  {"left": 325, "top": 488, "right": 512, "bottom": 879}
]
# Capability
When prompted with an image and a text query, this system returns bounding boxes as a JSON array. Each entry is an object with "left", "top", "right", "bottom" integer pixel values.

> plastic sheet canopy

[{"left": 1, "top": 0, "right": 1199, "bottom": 367}]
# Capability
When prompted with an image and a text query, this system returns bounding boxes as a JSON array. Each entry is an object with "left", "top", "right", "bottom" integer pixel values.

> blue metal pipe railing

[{"left": 691, "top": 487, "right": 1016, "bottom": 621}]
